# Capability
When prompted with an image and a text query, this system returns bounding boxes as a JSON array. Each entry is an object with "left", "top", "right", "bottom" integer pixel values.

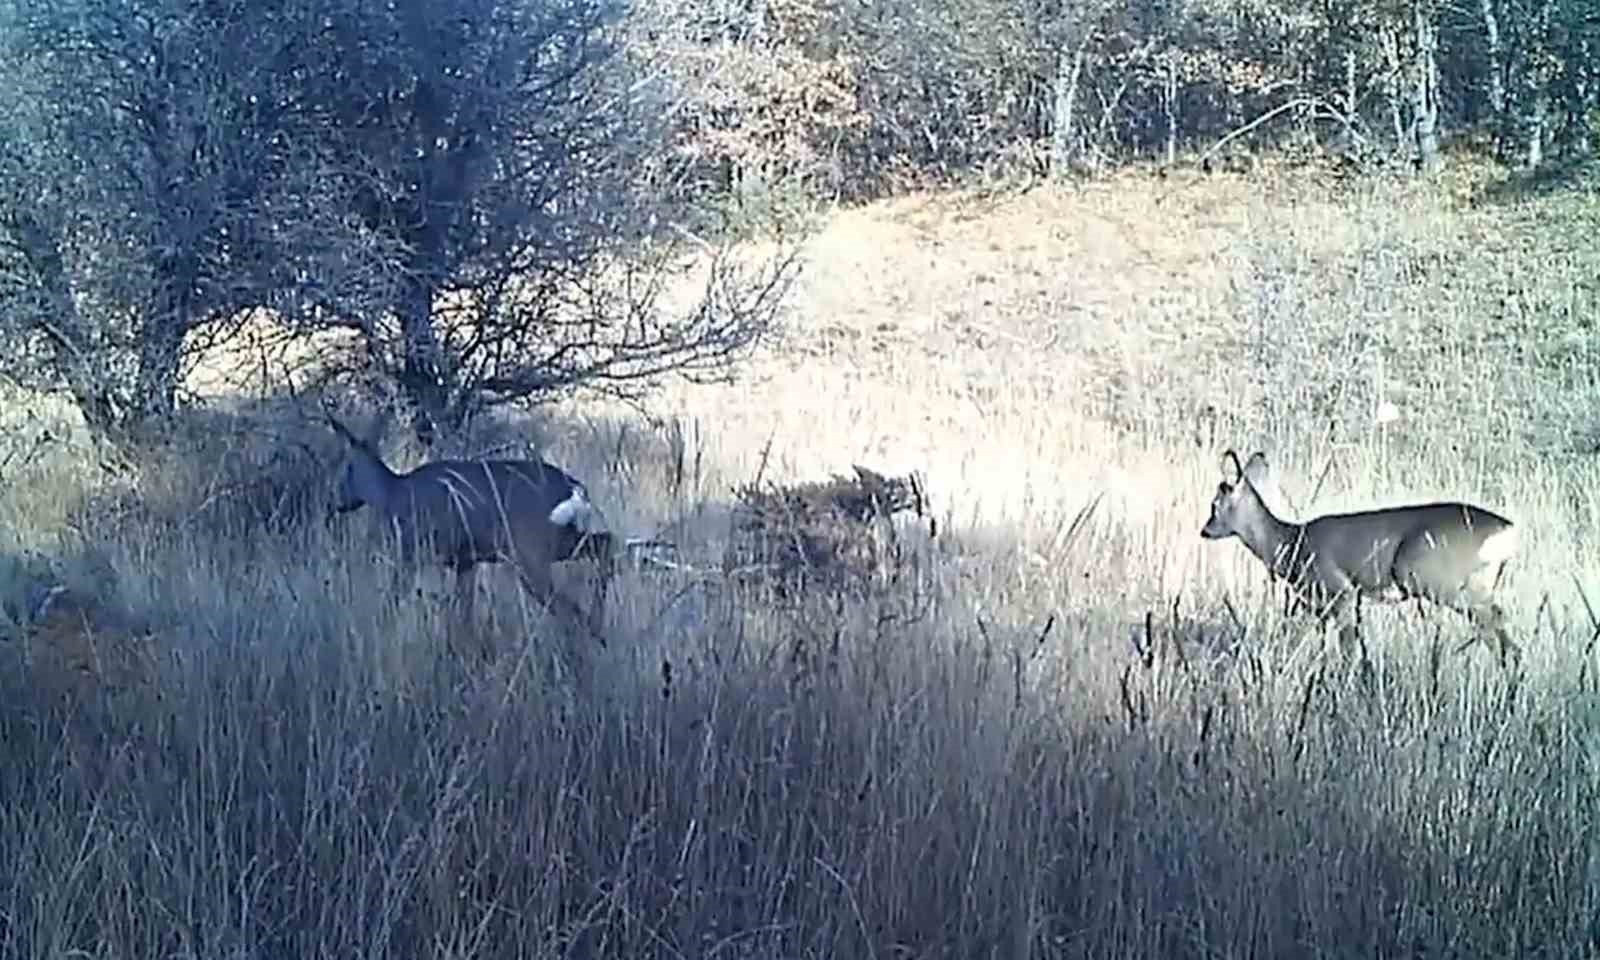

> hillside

[{"left": 2, "top": 162, "right": 1599, "bottom": 957}]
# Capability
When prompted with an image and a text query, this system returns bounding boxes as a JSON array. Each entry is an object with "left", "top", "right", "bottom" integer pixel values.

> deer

[
  {"left": 1200, "top": 449, "right": 1520, "bottom": 671},
  {"left": 323, "top": 404, "right": 615, "bottom": 651}
]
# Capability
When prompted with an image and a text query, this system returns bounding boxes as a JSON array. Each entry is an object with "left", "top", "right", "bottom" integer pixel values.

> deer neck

[
  {"left": 1234, "top": 492, "right": 1306, "bottom": 581},
  {"left": 351, "top": 453, "right": 402, "bottom": 510}
]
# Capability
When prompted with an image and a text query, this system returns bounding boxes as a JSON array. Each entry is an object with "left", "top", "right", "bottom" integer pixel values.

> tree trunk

[
  {"left": 135, "top": 323, "right": 184, "bottom": 422},
  {"left": 1523, "top": 96, "right": 1547, "bottom": 168},
  {"left": 1554, "top": 9, "right": 1596, "bottom": 157},
  {"left": 1380, "top": 26, "right": 1407, "bottom": 153},
  {"left": 1344, "top": 49, "right": 1357, "bottom": 120},
  {"left": 11, "top": 210, "right": 128, "bottom": 436},
  {"left": 396, "top": 271, "right": 447, "bottom": 447},
  {"left": 1163, "top": 57, "right": 1179, "bottom": 166},
  {"left": 1513, "top": 0, "right": 1557, "bottom": 169},
  {"left": 1413, "top": 1, "right": 1442, "bottom": 173},
  {"left": 136, "top": 281, "right": 191, "bottom": 423},
  {"left": 1478, "top": 0, "right": 1507, "bottom": 153},
  {"left": 1578, "top": 31, "right": 1597, "bottom": 156},
  {"left": 1050, "top": 42, "right": 1087, "bottom": 177}
]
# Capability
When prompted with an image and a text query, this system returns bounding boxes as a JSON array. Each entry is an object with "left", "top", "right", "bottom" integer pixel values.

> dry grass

[{"left": 2, "top": 161, "right": 1600, "bottom": 957}]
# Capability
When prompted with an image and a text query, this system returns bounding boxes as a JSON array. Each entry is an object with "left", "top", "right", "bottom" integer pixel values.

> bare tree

[
  {"left": 1412, "top": 0, "right": 1442, "bottom": 172},
  {"left": 1479, "top": 0, "right": 1510, "bottom": 150},
  {"left": 1044, "top": 0, "right": 1117, "bottom": 176},
  {"left": 1, "top": 0, "right": 797, "bottom": 443},
  {"left": 1444, "top": 0, "right": 1594, "bottom": 166},
  {"left": 0, "top": 97, "right": 126, "bottom": 432},
  {"left": 283, "top": 0, "right": 800, "bottom": 441},
  {"left": 0, "top": 0, "right": 371, "bottom": 437}
]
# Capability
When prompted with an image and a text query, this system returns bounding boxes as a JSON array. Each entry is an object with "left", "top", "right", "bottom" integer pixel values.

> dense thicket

[{"left": 640, "top": 0, "right": 1596, "bottom": 195}]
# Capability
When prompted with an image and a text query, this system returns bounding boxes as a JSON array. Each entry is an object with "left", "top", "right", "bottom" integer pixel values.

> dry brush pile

[{"left": 725, "top": 463, "right": 933, "bottom": 601}]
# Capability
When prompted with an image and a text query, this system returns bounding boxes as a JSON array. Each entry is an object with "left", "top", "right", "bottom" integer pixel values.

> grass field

[{"left": 2, "top": 158, "right": 1600, "bottom": 957}]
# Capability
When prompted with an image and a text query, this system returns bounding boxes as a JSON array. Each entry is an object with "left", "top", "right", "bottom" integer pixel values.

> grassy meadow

[{"left": 3, "top": 159, "right": 1600, "bottom": 957}]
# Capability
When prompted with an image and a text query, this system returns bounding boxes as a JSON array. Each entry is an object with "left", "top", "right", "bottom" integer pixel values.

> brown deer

[
  {"left": 325, "top": 406, "right": 613, "bottom": 648},
  {"left": 1201, "top": 450, "right": 1519, "bottom": 669}
]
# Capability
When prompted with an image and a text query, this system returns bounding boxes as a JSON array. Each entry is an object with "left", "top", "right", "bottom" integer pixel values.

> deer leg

[
  {"left": 1324, "top": 591, "right": 1376, "bottom": 686},
  {"left": 451, "top": 563, "right": 496, "bottom": 661},
  {"left": 516, "top": 562, "right": 607, "bottom": 648},
  {"left": 514, "top": 562, "right": 604, "bottom": 692},
  {"left": 587, "top": 552, "right": 614, "bottom": 638},
  {"left": 454, "top": 563, "right": 477, "bottom": 622},
  {"left": 1335, "top": 621, "right": 1361, "bottom": 660},
  {"left": 564, "top": 531, "right": 614, "bottom": 638},
  {"left": 1435, "top": 586, "right": 1520, "bottom": 672},
  {"left": 1469, "top": 600, "right": 1520, "bottom": 672},
  {"left": 1324, "top": 593, "right": 1360, "bottom": 660},
  {"left": 1496, "top": 626, "right": 1521, "bottom": 672}
]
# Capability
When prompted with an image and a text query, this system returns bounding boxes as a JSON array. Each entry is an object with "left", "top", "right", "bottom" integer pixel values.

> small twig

[
  {"left": 1576, "top": 576, "right": 1600, "bottom": 693},
  {"left": 1289, "top": 663, "right": 1323, "bottom": 767},
  {"left": 1031, "top": 613, "right": 1056, "bottom": 660},
  {"left": 813, "top": 856, "right": 878, "bottom": 960},
  {"left": 1572, "top": 574, "right": 1597, "bottom": 629},
  {"left": 1221, "top": 595, "right": 1244, "bottom": 633},
  {"left": 0, "top": 425, "right": 57, "bottom": 483},
  {"left": 1167, "top": 593, "right": 1189, "bottom": 673}
]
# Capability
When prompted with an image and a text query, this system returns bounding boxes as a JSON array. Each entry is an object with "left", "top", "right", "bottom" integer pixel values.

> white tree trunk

[
  {"left": 1050, "top": 43, "right": 1087, "bottom": 176},
  {"left": 1478, "top": 0, "right": 1506, "bottom": 122},
  {"left": 1517, "top": 0, "right": 1557, "bottom": 169},
  {"left": 1163, "top": 57, "right": 1179, "bottom": 165},
  {"left": 1413, "top": 0, "right": 1441, "bottom": 173}
]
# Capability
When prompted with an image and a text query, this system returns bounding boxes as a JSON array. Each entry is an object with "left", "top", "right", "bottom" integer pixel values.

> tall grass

[{"left": 2, "top": 162, "right": 1600, "bottom": 958}]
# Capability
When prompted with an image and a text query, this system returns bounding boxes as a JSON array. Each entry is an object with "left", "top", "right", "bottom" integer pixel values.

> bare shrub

[
  {"left": 727, "top": 464, "right": 932, "bottom": 600},
  {"left": 68, "top": 410, "right": 330, "bottom": 544}
]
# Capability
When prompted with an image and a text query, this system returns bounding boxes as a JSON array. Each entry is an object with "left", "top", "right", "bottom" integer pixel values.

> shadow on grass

[
  {"left": 0, "top": 399, "right": 1595, "bottom": 957},
  {"left": 1471, "top": 156, "right": 1599, "bottom": 206}
]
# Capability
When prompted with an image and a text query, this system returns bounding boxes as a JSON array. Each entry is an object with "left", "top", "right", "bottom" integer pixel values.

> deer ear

[
  {"left": 1241, "top": 452, "right": 1273, "bottom": 490},
  {"left": 1221, "top": 450, "right": 1244, "bottom": 485},
  {"left": 323, "top": 406, "right": 359, "bottom": 448}
]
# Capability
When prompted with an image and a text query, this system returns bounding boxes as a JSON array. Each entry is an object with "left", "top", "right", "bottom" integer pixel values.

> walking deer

[
  {"left": 1200, "top": 450, "right": 1520, "bottom": 669},
  {"left": 324, "top": 406, "right": 614, "bottom": 648}
]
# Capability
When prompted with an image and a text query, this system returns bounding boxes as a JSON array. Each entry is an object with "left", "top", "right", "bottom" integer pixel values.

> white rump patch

[
  {"left": 1374, "top": 583, "right": 1407, "bottom": 603},
  {"left": 1478, "top": 525, "right": 1519, "bottom": 567},
  {"left": 549, "top": 483, "right": 604, "bottom": 533}
]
